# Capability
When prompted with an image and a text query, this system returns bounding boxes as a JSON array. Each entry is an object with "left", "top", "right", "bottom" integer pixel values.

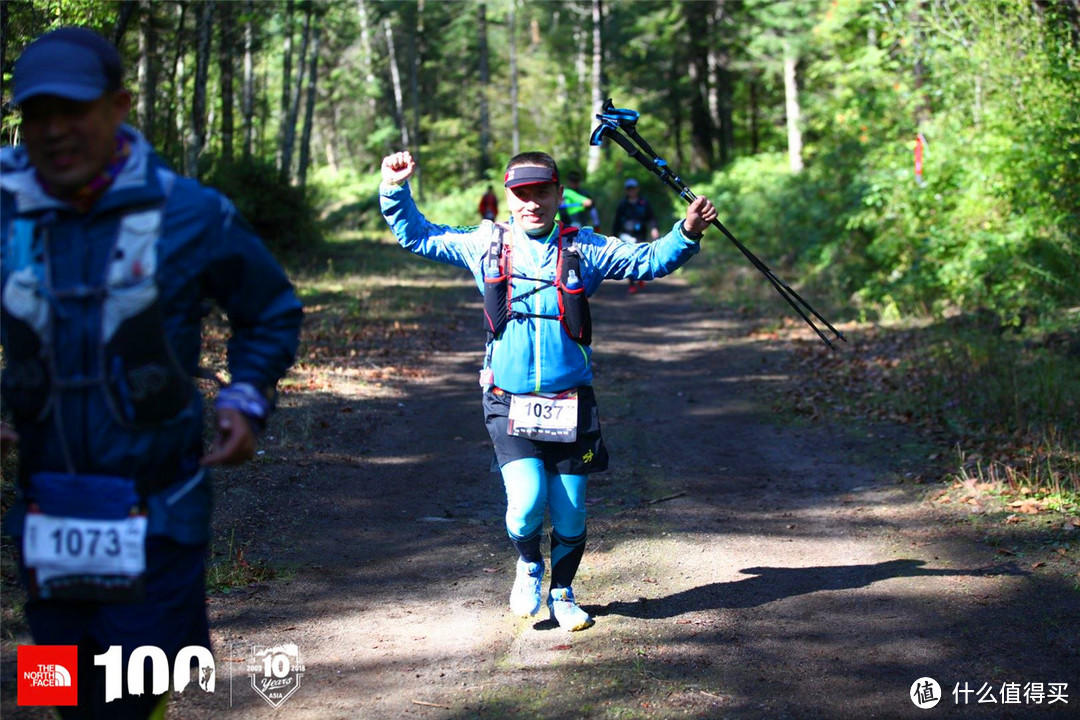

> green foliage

[
  {"left": 2, "top": 0, "right": 1078, "bottom": 325},
  {"left": 206, "top": 157, "right": 323, "bottom": 256}
]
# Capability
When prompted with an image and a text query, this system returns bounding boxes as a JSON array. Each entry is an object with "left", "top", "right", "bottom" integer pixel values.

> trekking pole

[{"left": 591, "top": 99, "right": 846, "bottom": 350}]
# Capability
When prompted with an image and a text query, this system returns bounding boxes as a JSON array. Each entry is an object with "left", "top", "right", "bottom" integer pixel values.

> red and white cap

[{"left": 504, "top": 165, "right": 559, "bottom": 188}]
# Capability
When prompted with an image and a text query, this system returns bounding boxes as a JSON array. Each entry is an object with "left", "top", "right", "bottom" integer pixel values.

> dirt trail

[{"left": 5, "top": 275, "right": 1077, "bottom": 719}]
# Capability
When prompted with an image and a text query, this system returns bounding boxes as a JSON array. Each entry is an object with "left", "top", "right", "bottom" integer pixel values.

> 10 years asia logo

[{"left": 247, "top": 642, "right": 306, "bottom": 708}]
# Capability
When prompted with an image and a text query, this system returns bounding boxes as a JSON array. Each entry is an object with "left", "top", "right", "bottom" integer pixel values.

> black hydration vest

[{"left": 482, "top": 223, "right": 592, "bottom": 346}]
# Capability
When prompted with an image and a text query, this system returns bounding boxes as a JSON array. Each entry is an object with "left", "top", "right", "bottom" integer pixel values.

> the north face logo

[{"left": 18, "top": 645, "right": 78, "bottom": 706}]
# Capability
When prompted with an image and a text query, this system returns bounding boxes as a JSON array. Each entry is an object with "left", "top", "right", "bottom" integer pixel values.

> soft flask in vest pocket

[{"left": 557, "top": 244, "right": 591, "bottom": 346}]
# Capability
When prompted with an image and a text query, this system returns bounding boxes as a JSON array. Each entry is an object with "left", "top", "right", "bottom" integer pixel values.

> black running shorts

[{"left": 483, "top": 385, "right": 609, "bottom": 475}]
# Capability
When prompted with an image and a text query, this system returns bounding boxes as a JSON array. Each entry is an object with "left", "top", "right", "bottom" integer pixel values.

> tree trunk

[
  {"left": 297, "top": 14, "right": 320, "bottom": 188},
  {"left": 164, "top": 2, "right": 187, "bottom": 167},
  {"left": 113, "top": 0, "right": 138, "bottom": 45},
  {"left": 277, "top": 0, "right": 295, "bottom": 176},
  {"left": 384, "top": 18, "right": 410, "bottom": 152},
  {"left": 188, "top": 0, "right": 213, "bottom": 178},
  {"left": 782, "top": 43, "right": 804, "bottom": 174},
  {"left": 242, "top": 0, "right": 255, "bottom": 159},
  {"left": 0, "top": 0, "right": 8, "bottom": 138},
  {"left": 356, "top": 0, "right": 379, "bottom": 121},
  {"left": 136, "top": 0, "right": 157, "bottom": 141},
  {"left": 687, "top": 54, "right": 715, "bottom": 171},
  {"left": 281, "top": 0, "right": 312, "bottom": 183},
  {"left": 217, "top": 0, "right": 234, "bottom": 163},
  {"left": 706, "top": 0, "right": 733, "bottom": 165},
  {"left": 509, "top": 0, "right": 520, "bottom": 155},
  {"left": 477, "top": 1, "right": 492, "bottom": 174},
  {"left": 586, "top": 0, "right": 603, "bottom": 174},
  {"left": 409, "top": 0, "right": 423, "bottom": 199}
]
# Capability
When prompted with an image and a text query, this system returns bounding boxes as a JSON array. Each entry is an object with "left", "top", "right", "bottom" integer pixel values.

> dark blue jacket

[{"left": 1, "top": 125, "right": 302, "bottom": 543}]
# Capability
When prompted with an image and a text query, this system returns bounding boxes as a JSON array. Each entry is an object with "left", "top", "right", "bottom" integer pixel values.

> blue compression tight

[{"left": 501, "top": 457, "right": 587, "bottom": 589}]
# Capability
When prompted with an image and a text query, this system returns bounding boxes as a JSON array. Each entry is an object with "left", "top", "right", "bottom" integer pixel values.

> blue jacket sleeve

[
  {"left": 582, "top": 220, "right": 702, "bottom": 285},
  {"left": 201, "top": 189, "right": 303, "bottom": 396},
  {"left": 380, "top": 182, "right": 488, "bottom": 274}
]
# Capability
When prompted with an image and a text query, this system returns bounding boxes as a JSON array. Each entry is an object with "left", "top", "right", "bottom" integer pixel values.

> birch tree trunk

[
  {"left": 586, "top": 0, "right": 603, "bottom": 174},
  {"left": 217, "top": 0, "right": 234, "bottom": 163},
  {"left": 242, "top": 0, "right": 255, "bottom": 159},
  {"left": 782, "top": 42, "right": 804, "bottom": 174},
  {"left": 298, "top": 15, "right": 320, "bottom": 188},
  {"left": 136, "top": 0, "right": 157, "bottom": 141},
  {"left": 477, "top": 1, "right": 492, "bottom": 174},
  {"left": 188, "top": 0, "right": 213, "bottom": 179},
  {"left": 509, "top": 0, "right": 520, "bottom": 156},
  {"left": 384, "top": 18, "right": 410, "bottom": 151}
]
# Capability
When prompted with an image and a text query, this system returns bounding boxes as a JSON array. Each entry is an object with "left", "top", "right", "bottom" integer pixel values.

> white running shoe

[
  {"left": 510, "top": 559, "right": 545, "bottom": 617},
  {"left": 548, "top": 587, "right": 595, "bottom": 631}
]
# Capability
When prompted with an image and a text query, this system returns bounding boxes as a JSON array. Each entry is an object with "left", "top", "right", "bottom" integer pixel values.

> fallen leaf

[
  {"left": 1031, "top": 562, "right": 1046, "bottom": 569},
  {"left": 551, "top": 644, "right": 572, "bottom": 651},
  {"left": 1009, "top": 499, "right": 1044, "bottom": 514},
  {"left": 1005, "top": 514, "right": 1022, "bottom": 524}
]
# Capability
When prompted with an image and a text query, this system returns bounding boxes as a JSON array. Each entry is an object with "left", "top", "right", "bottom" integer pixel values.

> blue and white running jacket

[
  {"left": 1, "top": 125, "right": 303, "bottom": 544},
  {"left": 380, "top": 181, "right": 701, "bottom": 394}
]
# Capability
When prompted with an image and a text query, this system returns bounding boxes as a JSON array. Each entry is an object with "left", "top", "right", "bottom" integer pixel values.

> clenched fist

[{"left": 381, "top": 151, "right": 416, "bottom": 185}]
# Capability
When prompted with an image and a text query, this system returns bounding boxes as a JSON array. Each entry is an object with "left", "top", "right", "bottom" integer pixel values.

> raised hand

[{"left": 381, "top": 151, "right": 416, "bottom": 185}]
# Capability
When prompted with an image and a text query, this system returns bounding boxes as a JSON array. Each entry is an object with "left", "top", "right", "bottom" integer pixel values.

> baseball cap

[
  {"left": 504, "top": 165, "right": 559, "bottom": 189},
  {"left": 624, "top": 178, "right": 639, "bottom": 188},
  {"left": 13, "top": 27, "right": 122, "bottom": 106}
]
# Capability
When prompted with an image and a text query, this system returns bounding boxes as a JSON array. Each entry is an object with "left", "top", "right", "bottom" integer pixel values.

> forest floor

[{"left": 2, "top": 238, "right": 1078, "bottom": 719}]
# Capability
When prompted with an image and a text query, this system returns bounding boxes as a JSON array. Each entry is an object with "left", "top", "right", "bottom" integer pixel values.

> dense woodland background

[{"left": 1, "top": 0, "right": 1078, "bottom": 324}]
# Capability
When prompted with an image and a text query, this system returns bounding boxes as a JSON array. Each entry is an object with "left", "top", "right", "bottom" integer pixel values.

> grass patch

[
  {"left": 206, "top": 529, "right": 278, "bottom": 595},
  {"left": 775, "top": 310, "right": 1080, "bottom": 505}
]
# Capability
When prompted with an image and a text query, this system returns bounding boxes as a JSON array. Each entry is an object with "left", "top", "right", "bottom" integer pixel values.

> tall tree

[
  {"left": 187, "top": 0, "right": 213, "bottom": 178},
  {"left": 242, "top": 0, "right": 255, "bottom": 159},
  {"left": 585, "top": 0, "right": 603, "bottom": 174},
  {"left": 217, "top": 0, "right": 235, "bottom": 163},
  {"left": 163, "top": 1, "right": 188, "bottom": 168},
  {"left": 707, "top": 0, "right": 735, "bottom": 165},
  {"left": 408, "top": 0, "right": 424, "bottom": 198},
  {"left": 297, "top": 11, "right": 320, "bottom": 188},
  {"left": 277, "top": 0, "right": 295, "bottom": 176},
  {"left": 782, "top": 40, "right": 803, "bottom": 173},
  {"left": 477, "top": 1, "right": 492, "bottom": 174},
  {"left": 136, "top": 0, "right": 157, "bottom": 142},
  {"left": 113, "top": 0, "right": 137, "bottom": 45},
  {"left": 384, "top": 17, "right": 409, "bottom": 151},
  {"left": 508, "top": 0, "right": 520, "bottom": 155},
  {"left": 356, "top": 0, "right": 378, "bottom": 120},
  {"left": 281, "top": 0, "right": 312, "bottom": 183}
]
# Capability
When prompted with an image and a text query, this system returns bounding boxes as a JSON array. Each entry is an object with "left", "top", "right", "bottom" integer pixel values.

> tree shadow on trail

[{"left": 591, "top": 559, "right": 1025, "bottom": 620}]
